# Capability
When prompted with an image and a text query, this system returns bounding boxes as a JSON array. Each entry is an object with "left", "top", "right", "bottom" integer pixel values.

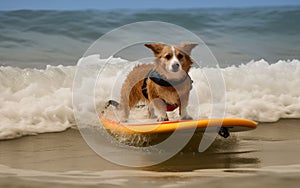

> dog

[{"left": 107, "top": 42, "right": 198, "bottom": 122}]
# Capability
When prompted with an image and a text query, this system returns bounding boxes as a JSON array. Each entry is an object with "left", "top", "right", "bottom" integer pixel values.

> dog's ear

[
  {"left": 179, "top": 43, "right": 198, "bottom": 55},
  {"left": 145, "top": 43, "right": 165, "bottom": 56}
]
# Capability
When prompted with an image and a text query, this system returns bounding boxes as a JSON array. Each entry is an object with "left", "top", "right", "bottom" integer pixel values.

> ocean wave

[{"left": 0, "top": 59, "right": 300, "bottom": 139}]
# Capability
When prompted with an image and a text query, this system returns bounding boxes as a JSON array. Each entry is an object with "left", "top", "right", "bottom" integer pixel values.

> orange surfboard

[{"left": 100, "top": 117, "right": 257, "bottom": 137}]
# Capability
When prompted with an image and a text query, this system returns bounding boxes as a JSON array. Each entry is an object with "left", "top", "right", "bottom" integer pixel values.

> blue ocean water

[{"left": 0, "top": 6, "right": 299, "bottom": 68}]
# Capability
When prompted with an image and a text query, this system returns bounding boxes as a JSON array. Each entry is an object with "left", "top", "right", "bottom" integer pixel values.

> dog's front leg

[
  {"left": 150, "top": 98, "right": 169, "bottom": 121},
  {"left": 147, "top": 103, "right": 157, "bottom": 119},
  {"left": 179, "top": 94, "right": 193, "bottom": 120}
]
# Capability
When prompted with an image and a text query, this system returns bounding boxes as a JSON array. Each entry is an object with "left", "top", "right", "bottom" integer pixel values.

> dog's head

[{"left": 145, "top": 42, "right": 197, "bottom": 79}]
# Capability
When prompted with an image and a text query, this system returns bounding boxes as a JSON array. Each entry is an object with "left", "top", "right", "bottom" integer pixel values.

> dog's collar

[
  {"left": 147, "top": 69, "right": 189, "bottom": 87},
  {"left": 142, "top": 69, "right": 192, "bottom": 103}
]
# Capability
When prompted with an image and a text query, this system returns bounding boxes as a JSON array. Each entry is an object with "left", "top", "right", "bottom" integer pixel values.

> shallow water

[{"left": 0, "top": 120, "right": 300, "bottom": 187}]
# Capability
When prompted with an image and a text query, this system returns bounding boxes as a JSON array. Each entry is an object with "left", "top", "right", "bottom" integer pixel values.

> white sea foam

[
  {"left": 0, "top": 65, "right": 75, "bottom": 139},
  {"left": 222, "top": 59, "right": 300, "bottom": 122},
  {"left": 0, "top": 58, "right": 300, "bottom": 139}
]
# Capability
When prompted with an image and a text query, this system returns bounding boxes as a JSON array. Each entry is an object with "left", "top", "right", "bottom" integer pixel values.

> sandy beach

[{"left": 1, "top": 119, "right": 300, "bottom": 187}]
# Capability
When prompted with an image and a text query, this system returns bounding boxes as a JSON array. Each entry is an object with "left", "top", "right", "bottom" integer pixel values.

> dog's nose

[{"left": 172, "top": 63, "right": 180, "bottom": 72}]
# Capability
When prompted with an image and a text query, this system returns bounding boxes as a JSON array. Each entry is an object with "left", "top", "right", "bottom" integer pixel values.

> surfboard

[{"left": 100, "top": 117, "right": 257, "bottom": 138}]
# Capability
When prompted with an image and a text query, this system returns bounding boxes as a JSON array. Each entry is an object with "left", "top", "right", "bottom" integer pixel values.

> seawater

[
  {"left": 0, "top": 6, "right": 299, "bottom": 139},
  {"left": 0, "top": 7, "right": 299, "bottom": 68}
]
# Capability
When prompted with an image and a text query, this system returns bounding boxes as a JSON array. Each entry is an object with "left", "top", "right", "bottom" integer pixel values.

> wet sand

[{"left": 0, "top": 119, "right": 300, "bottom": 187}]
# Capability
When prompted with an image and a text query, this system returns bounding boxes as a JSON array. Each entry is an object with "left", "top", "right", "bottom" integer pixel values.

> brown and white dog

[{"left": 107, "top": 42, "right": 198, "bottom": 122}]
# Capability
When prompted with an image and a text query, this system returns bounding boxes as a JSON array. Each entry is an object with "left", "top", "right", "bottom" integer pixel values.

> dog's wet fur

[{"left": 108, "top": 42, "right": 198, "bottom": 122}]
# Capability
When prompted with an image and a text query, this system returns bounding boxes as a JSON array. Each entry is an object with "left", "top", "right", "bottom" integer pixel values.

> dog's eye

[
  {"left": 177, "top": 53, "right": 183, "bottom": 60},
  {"left": 165, "top": 54, "right": 172, "bottom": 60}
]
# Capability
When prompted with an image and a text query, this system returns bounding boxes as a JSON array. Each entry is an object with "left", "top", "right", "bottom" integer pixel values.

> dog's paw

[
  {"left": 119, "top": 119, "right": 128, "bottom": 123},
  {"left": 118, "top": 116, "right": 128, "bottom": 123},
  {"left": 157, "top": 116, "right": 169, "bottom": 122},
  {"left": 181, "top": 115, "right": 193, "bottom": 120}
]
